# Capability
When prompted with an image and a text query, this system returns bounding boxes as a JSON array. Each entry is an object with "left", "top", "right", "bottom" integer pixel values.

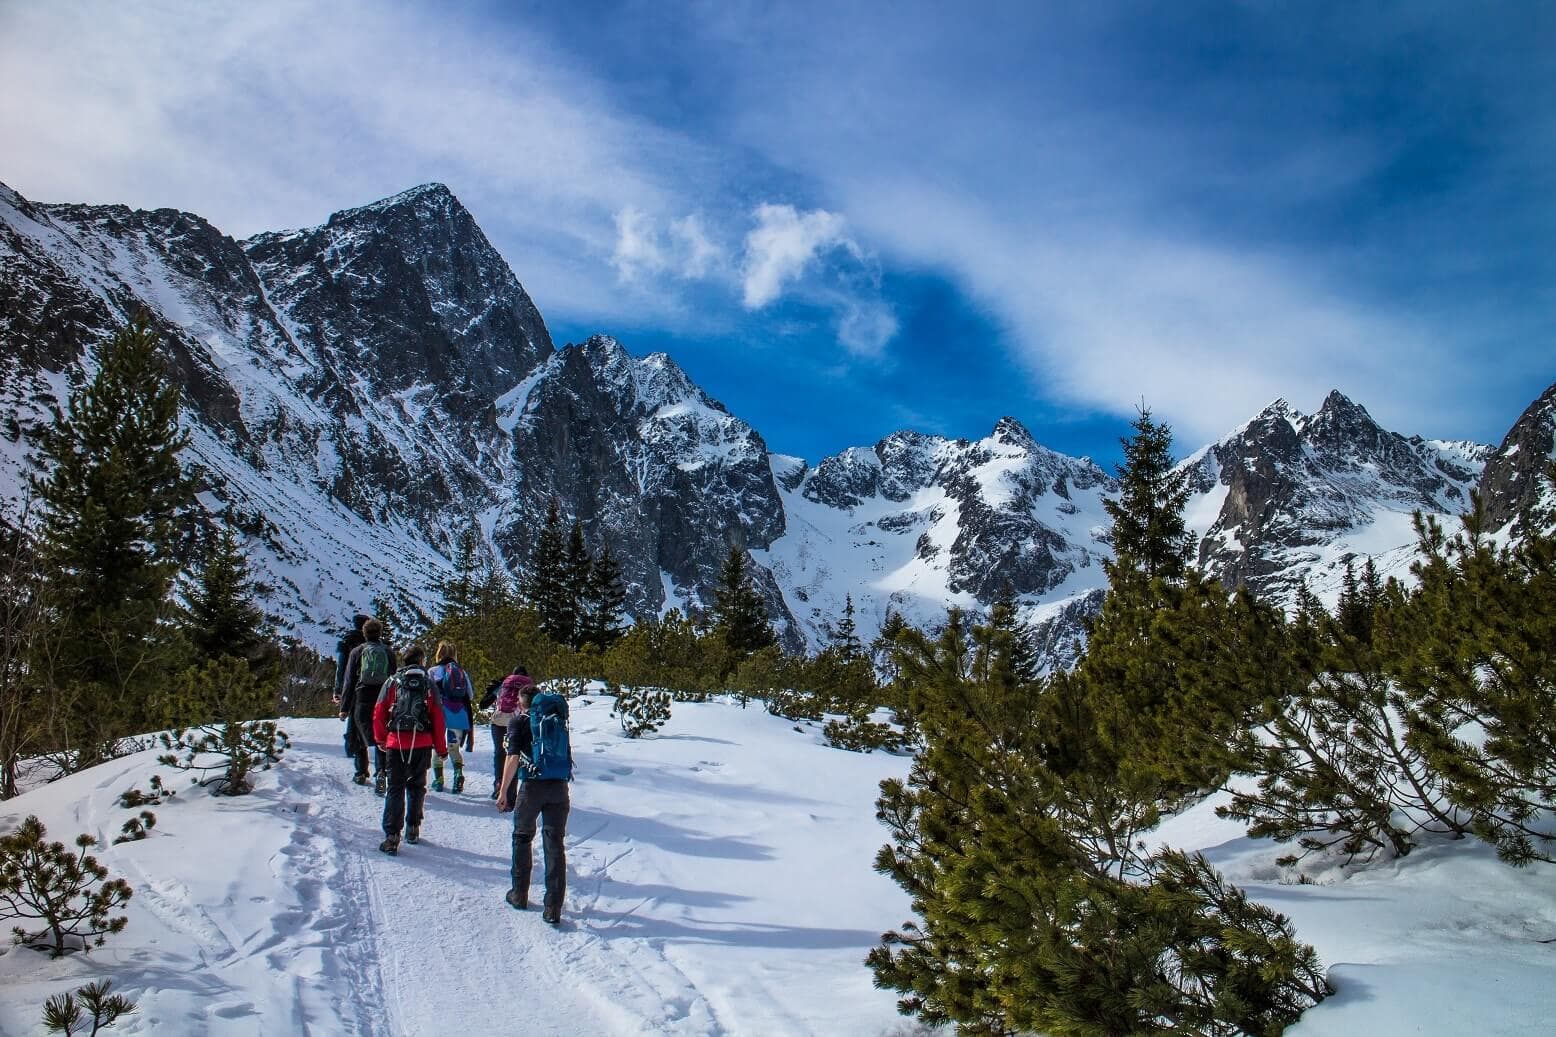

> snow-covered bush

[
  {"left": 158, "top": 658, "right": 288, "bottom": 796},
  {"left": 0, "top": 816, "right": 131, "bottom": 957},
  {"left": 611, "top": 683, "right": 671, "bottom": 738}
]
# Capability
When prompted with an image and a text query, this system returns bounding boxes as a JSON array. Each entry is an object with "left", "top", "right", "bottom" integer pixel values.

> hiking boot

[
  {"left": 378, "top": 836, "right": 399, "bottom": 856},
  {"left": 452, "top": 767, "right": 465, "bottom": 794},
  {"left": 505, "top": 888, "right": 527, "bottom": 910},
  {"left": 489, "top": 784, "right": 499, "bottom": 800},
  {"left": 431, "top": 776, "right": 445, "bottom": 793},
  {"left": 542, "top": 906, "right": 561, "bottom": 925},
  {"left": 352, "top": 773, "right": 369, "bottom": 786},
  {"left": 405, "top": 825, "right": 420, "bottom": 845},
  {"left": 374, "top": 773, "right": 387, "bottom": 796}
]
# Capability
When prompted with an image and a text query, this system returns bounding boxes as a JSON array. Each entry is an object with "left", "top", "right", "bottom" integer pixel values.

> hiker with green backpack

[
  {"left": 496, "top": 682, "right": 573, "bottom": 924},
  {"left": 372, "top": 644, "right": 448, "bottom": 855},
  {"left": 340, "top": 617, "right": 397, "bottom": 793}
]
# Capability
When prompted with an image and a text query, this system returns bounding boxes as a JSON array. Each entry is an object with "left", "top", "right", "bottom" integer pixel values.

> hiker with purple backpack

[
  {"left": 427, "top": 641, "right": 474, "bottom": 793},
  {"left": 479, "top": 666, "right": 532, "bottom": 801}
]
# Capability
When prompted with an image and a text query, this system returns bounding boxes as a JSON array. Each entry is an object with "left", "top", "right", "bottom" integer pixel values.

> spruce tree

[
  {"left": 441, "top": 524, "right": 482, "bottom": 620},
  {"left": 182, "top": 522, "right": 271, "bottom": 673},
  {"left": 563, "top": 519, "right": 592, "bottom": 650},
  {"left": 30, "top": 315, "right": 192, "bottom": 764},
  {"left": 526, "top": 499, "right": 571, "bottom": 646},
  {"left": 581, "top": 542, "right": 627, "bottom": 650},
  {"left": 713, "top": 546, "right": 775, "bottom": 655},
  {"left": 1101, "top": 406, "right": 1193, "bottom": 587}
]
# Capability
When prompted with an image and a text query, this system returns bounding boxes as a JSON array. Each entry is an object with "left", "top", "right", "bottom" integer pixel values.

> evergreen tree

[
  {"left": 1382, "top": 499, "right": 1556, "bottom": 864},
  {"left": 526, "top": 499, "right": 571, "bottom": 645},
  {"left": 832, "top": 594, "right": 863, "bottom": 662},
  {"left": 581, "top": 541, "right": 627, "bottom": 650},
  {"left": 713, "top": 546, "right": 775, "bottom": 656},
  {"left": 563, "top": 519, "right": 592, "bottom": 650},
  {"left": 441, "top": 523, "right": 482, "bottom": 620},
  {"left": 1101, "top": 406, "right": 1193, "bottom": 586},
  {"left": 182, "top": 522, "right": 271, "bottom": 673},
  {"left": 869, "top": 614, "right": 1329, "bottom": 1033},
  {"left": 30, "top": 315, "right": 192, "bottom": 763}
]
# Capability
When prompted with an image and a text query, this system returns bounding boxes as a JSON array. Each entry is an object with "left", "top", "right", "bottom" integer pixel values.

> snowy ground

[{"left": 0, "top": 697, "right": 1552, "bottom": 1035}]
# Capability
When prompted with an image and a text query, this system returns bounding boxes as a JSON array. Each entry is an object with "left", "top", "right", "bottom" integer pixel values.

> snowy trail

[
  {"left": 259, "top": 698, "right": 905, "bottom": 1036},
  {"left": 4, "top": 694, "right": 1548, "bottom": 1034}
]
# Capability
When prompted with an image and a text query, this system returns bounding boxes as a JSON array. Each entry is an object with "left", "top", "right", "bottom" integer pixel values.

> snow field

[
  {"left": 0, "top": 696, "right": 1552, "bottom": 1035},
  {"left": 0, "top": 698, "right": 913, "bottom": 1036}
]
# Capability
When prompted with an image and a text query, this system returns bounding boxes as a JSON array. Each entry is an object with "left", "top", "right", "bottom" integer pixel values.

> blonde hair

[{"left": 434, "top": 640, "right": 457, "bottom": 664}]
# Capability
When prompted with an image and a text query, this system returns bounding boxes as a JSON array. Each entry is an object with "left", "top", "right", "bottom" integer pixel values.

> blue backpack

[{"left": 524, "top": 692, "right": 573, "bottom": 781}]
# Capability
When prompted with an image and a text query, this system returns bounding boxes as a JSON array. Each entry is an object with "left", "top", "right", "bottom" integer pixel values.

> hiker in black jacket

[
  {"left": 339, "top": 618, "right": 397, "bottom": 794},
  {"left": 334, "top": 614, "right": 369, "bottom": 759}
]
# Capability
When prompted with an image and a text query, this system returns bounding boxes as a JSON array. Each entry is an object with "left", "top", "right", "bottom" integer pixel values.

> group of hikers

[{"left": 334, "top": 613, "right": 573, "bottom": 925}]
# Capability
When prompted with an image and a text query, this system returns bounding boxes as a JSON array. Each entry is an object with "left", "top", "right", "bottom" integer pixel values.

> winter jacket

[
  {"left": 341, "top": 640, "right": 397, "bottom": 715},
  {"left": 334, "top": 616, "right": 368, "bottom": 699},
  {"left": 373, "top": 667, "right": 449, "bottom": 753},
  {"left": 428, "top": 662, "right": 473, "bottom": 732}
]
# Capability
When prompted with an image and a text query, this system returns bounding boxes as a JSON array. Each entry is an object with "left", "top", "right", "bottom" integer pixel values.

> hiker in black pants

[
  {"left": 334, "top": 613, "right": 368, "bottom": 760},
  {"left": 340, "top": 618, "right": 396, "bottom": 793},
  {"left": 372, "top": 644, "right": 447, "bottom": 854},
  {"left": 479, "top": 667, "right": 532, "bottom": 801},
  {"left": 496, "top": 683, "right": 570, "bottom": 924}
]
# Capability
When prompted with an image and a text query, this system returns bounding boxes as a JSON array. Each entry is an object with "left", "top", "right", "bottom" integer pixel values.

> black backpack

[{"left": 385, "top": 669, "right": 433, "bottom": 733}]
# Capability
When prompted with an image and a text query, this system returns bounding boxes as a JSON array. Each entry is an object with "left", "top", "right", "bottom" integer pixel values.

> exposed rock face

[
  {"left": 497, "top": 335, "right": 799, "bottom": 648},
  {"left": 1478, "top": 381, "right": 1556, "bottom": 532},
  {"left": 2, "top": 178, "right": 1545, "bottom": 669},
  {"left": 1183, "top": 391, "right": 1490, "bottom": 606}
]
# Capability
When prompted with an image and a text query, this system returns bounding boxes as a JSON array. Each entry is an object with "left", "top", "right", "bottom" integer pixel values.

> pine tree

[
  {"left": 30, "top": 315, "right": 192, "bottom": 764},
  {"left": 182, "top": 522, "right": 271, "bottom": 672},
  {"left": 581, "top": 541, "right": 627, "bottom": 650},
  {"left": 868, "top": 614, "right": 1330, "bottom": 1033},
  {"left": 713, "top": 546, "right": 775, "bottom": 656},
  {"left": 1101, "top": 406, "right": 1193, "bottom": 586},
  {"left": 563, "top": 520, "right": 592, "bottom": 650},
  {"left": 526, "top": 499, "right": 571, "bottom": 646},
  {"left": 1381, "top": 498, "right": 1556, "bottom": 864},
  {"left": 833, "top": 594, "right": 863, "bottom": 662},
  {"left": 441, "top": 524, "right": 482, "bottom": 620}
]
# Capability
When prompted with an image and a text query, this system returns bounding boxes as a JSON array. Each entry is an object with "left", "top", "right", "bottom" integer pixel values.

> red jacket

[{"left": 372, "top": 668, "right": 449, "bottom": 754}]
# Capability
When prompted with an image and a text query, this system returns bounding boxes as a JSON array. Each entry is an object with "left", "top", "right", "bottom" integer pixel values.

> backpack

[
  {"left": 385, "top": 669, "right": 433, "bottom": 733},
  {"left": 434, "top": 663, "right": 470, "bottom": 712},
  {"left": 358, "top": 642, "right": 391, "bottom": 687},
  {"left": 523, "top": 691, "right": 573, "bottom": 781},
  {"left": 496, "top": 675, "right": 530, "bottom": 717}
]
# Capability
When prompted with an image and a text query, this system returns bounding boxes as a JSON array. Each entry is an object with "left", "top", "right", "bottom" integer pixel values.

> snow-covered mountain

[{"left": 1, "top": 180, "right": 1550, "bottom": 659}]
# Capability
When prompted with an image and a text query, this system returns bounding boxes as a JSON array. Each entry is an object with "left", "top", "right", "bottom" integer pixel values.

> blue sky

[{"left": 1, "top": 1, "right": 1551, "bottom": 468}]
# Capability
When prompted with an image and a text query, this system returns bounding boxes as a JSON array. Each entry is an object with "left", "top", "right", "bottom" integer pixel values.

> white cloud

[
  {"left": 670, "top": 214, "right": 722, "bottom": 279},
  {"left": 740, "top": 204, "right": 853, "bottom": 308},
  {"left": 612, "top": 207, "right": 666, "bottom": 282}
]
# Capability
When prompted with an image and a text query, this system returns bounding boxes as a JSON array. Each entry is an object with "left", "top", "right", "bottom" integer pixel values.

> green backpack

[{"left": 358, "top": 642, "right": 391, "bottom": 687}]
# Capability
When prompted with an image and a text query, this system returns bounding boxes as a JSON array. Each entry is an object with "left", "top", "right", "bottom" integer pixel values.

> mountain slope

[{"left": 2, "top": 179, "right": 1545, "bottom": 658}]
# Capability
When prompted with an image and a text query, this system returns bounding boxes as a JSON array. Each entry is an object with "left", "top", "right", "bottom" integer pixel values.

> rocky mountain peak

[{"left": 1479, "top": 380, "right": 1556, "bottom": 531}]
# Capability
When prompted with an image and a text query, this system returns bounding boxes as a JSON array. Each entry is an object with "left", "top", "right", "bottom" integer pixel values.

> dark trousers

[
  {"left": 512, "top": 780, "right": 569, "bottom": 913},
  {"left": 491, "top": 723, "right": 517, "bottom": 800},
  {"left": 382, "top": 746, "right": 432, "bottom": 838},
  {"left": 352, "top": 704, "right": 385, "bottom": 778}
]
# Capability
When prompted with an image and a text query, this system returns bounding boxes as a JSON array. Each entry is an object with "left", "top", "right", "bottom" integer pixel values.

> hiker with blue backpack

[
  {"left": 427, "top": 641, "right": 475, "bottom": 793},
  {"left": 340, "top": 618, "right": 396, "bottom": 793},
  {"left": 496, "top": 681, "right": 573, "bottom": 924},
  {"left": 372, "top": 644, "right": 448, "bottom": 855}
]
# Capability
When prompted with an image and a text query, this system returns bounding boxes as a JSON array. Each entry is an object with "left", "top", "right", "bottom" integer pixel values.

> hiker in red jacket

[{"left": 372, "top": 644, "right": 447, "bottom": 855}]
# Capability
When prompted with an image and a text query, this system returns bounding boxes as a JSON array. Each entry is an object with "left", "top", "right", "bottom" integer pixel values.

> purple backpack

[{"left": 496, "top": 674, "right": 533, "bottom": 716}]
